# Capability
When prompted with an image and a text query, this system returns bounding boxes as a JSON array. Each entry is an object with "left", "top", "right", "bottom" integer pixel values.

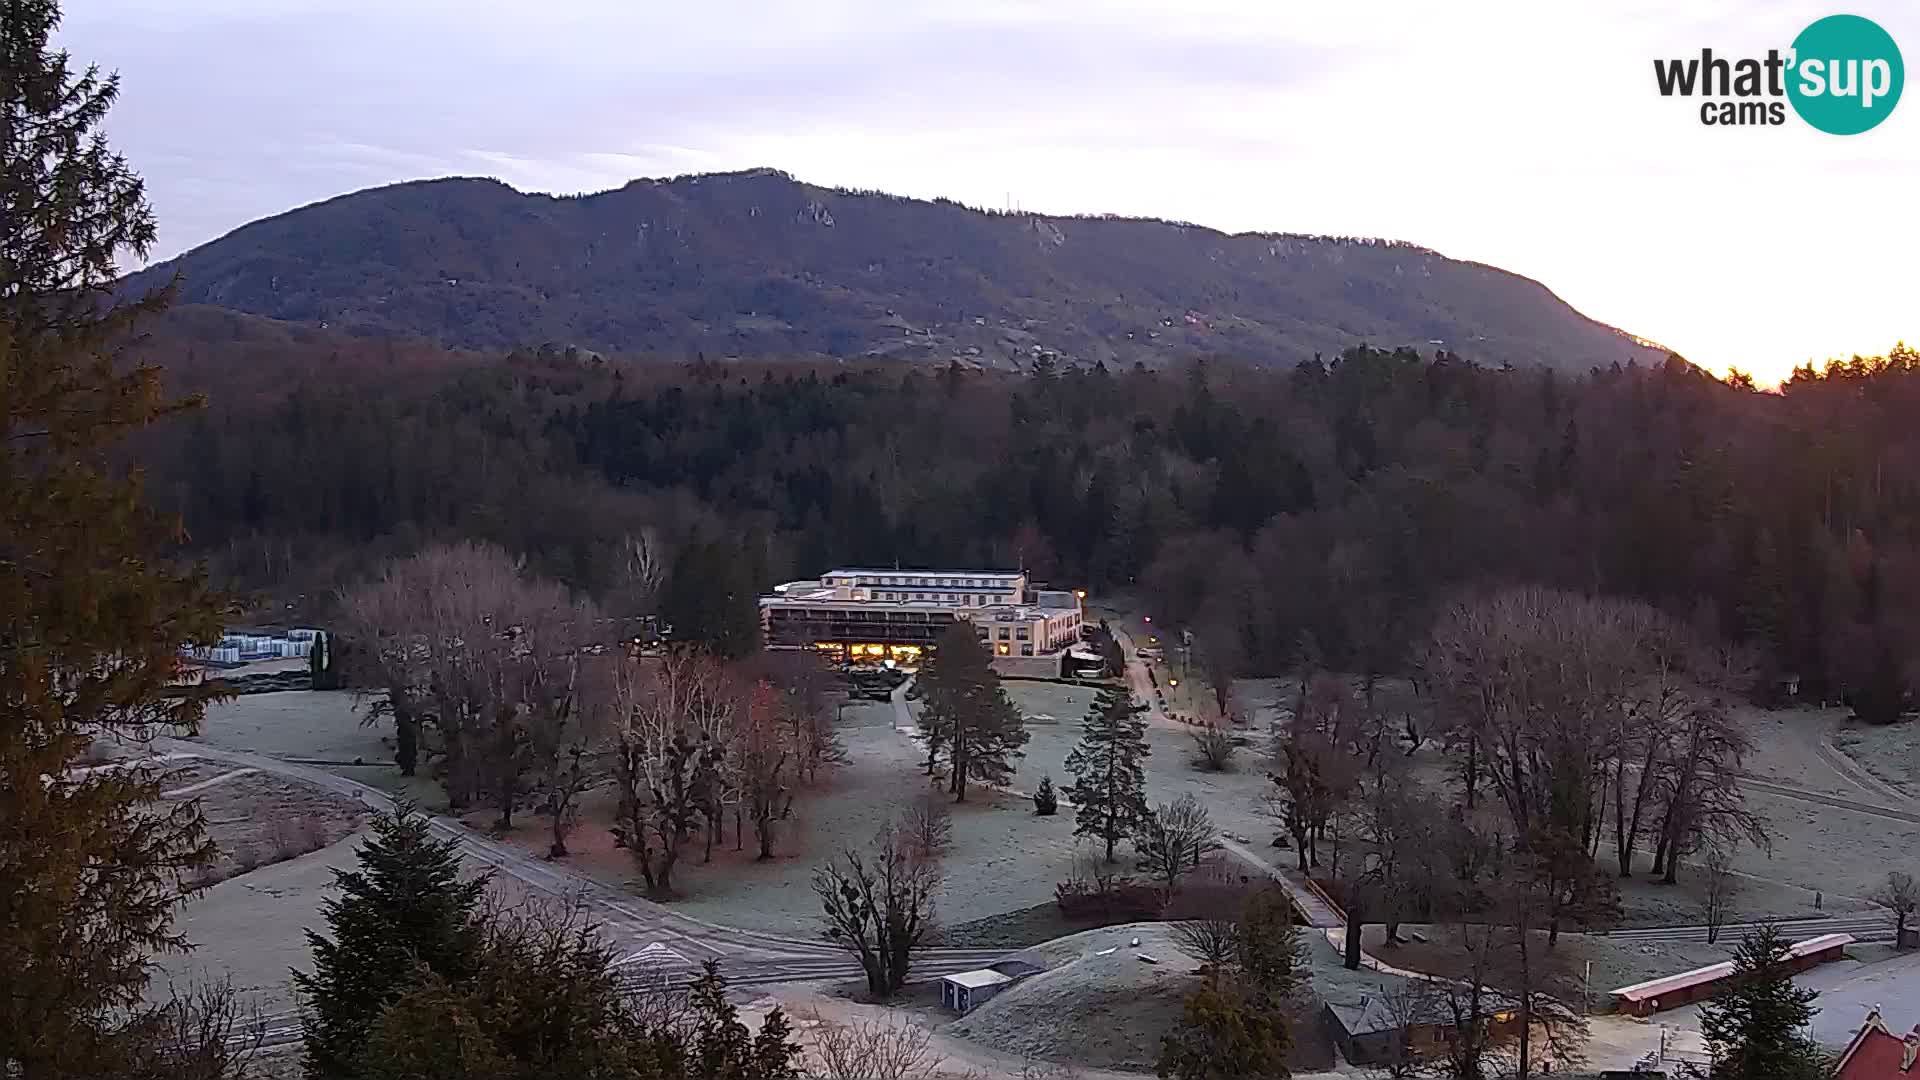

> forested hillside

[
  {"left": 124, "top": 168, "right": 1665, "bottom": 374},
  {"left": 129, "top": 306, "right": 1920, "bottom": 717}
]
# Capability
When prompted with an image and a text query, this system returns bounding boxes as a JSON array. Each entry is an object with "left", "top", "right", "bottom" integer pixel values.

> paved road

[
  {"left": 1739, "top": 775, "right": 1920, "bottom": 826},
  {"left": 1596, "top": 912, "right": 1896, "bottom": 944}
]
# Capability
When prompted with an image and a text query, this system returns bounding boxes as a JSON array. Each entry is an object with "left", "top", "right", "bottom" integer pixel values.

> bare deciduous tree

[
  {"left": 901, "top": 791, "right": 953, "bottom": 862},
  {"left": 1266, "top": 674, "right": 1364, "bottom": 873},
  {"left": 736, "top": 680, "right": 796, "bottom": 860},
  {"left": 803, "top": 1009, "right": 944, "bottom": 1080},
  {"left": 1135, "top": 793, "right": 1218, "bottom": 895},
  {"left": 1649, "top": 701, "right": 1770, "bottom": 885},
  {"left": 608, "top": 527, "right": 670, "bottom": 623},
  {"left": 1367, "top": 979, "right": 1446, "bottom": 1079},
  {"left": 608, "top": 647, "right": 734, "bottom": 895},
  {"left": 1871, "top": 870, "right": 1918, "bottom": 945},
  {"left": 1163, "top": 884, "right": 1243, "bottom": 985},
  {"left": 814, "top": 824, "right": 941, "bottom": 998},
  {"left": 759, "top": 649, "right": 847, "bottom": 785},
  {"left": 125, "top": 979, "right": 262, "bottom": 1080}
]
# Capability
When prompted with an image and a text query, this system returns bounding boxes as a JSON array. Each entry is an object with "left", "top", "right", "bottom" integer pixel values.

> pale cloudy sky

[{"left": 62, "top": 0, "right": 1918, "bottom": 383}]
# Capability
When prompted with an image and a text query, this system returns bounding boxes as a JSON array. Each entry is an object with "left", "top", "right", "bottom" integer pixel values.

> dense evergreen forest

[{"left": 138, "top": 328, "right": 1920, "bottom": 716}]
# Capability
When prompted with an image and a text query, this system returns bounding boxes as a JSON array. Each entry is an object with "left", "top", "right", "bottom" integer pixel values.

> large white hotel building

[{"left": 759, "top": 568, "right": 1085, "bottom": 675}]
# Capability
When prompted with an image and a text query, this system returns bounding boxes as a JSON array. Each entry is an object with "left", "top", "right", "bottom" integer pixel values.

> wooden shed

[{"left": 939, "top": 969, "right": 1014, "bottom": 1014}]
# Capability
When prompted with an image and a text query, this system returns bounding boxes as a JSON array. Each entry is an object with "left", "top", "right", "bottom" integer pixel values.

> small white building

[{"left": 939, "top": 968, "right": 1015, "bottom": 1014}]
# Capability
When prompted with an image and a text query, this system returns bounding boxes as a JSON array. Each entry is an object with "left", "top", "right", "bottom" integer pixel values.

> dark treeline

[{"left": 140, "top": 338, "right": 1920, "bottom": 715}]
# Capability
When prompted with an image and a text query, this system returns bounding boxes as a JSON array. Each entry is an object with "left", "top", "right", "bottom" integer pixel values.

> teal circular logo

[{"left": 1787, "top": 15, "right": 1904, "bottom": 134}]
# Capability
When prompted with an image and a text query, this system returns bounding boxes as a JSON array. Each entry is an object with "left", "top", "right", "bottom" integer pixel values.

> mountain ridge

[{"left": 127, "top": 167, "right": 1670, "bottom": 373}]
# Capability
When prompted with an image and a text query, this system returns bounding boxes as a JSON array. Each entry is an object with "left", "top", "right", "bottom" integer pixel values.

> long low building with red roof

[{"left": 1606, "top": 933, "right": 1852, "bottom": 1017}]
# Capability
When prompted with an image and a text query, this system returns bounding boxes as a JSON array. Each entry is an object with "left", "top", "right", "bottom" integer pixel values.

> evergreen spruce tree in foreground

[
  {"left": 294, "top": 801, "right": 489, "bottom": 1078},
  {"left": 1697, "top": 924, "right": 1828, "bottom": 1080},
  {"left": 1, "top": 0, "right": 234, "bottom": 1073},
  {"left": 1156, "top": 984, "right": 1292, "bottom": 1080},
  {"left": 1063, "top": 683, "right": 1153, "bottom": 862},
  {"left": 914, "top": 623, "right": 1029, "bottom": 801}
]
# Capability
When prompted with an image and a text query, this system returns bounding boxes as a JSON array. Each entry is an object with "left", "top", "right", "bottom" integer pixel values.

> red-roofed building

[
  {"left": 1832, "top": 1007, "right": 1920, "bottom": 1079},
  {"left": 1608, "top": 933, "right": 1853, "bottom": 1017}
]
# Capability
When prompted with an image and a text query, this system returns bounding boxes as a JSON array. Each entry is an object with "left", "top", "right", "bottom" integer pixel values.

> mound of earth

[
  {"left": 944, "top": 923, "right": 1346, "bottom": 1073},
  {"left": 944, "top": 924, "right": 1198, "bottom": 1071}
]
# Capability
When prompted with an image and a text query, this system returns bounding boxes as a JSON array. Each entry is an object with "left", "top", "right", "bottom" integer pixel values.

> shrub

[
  {"left": 1189, "top": 723, "right": 1238, "bottom": 772},
  {"left": 1054, "top": 855, "right": 1161, "bottom": 921},
  {"left": 1033, "top": 775, "right": 1059, "bottom": 816},
  {"left": 297, "top": 814, "right": 331, "bottom": 852}
]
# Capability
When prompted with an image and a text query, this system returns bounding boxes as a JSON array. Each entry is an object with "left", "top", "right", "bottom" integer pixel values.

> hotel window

[
  {"left": 1020, "top": 644, "right": 1034, "bottom": 656},
  {"left": 997, "top": 628, "right": 1010, "bottom": 640},
  {"left": 1016, "top": 628, "right": 1030, "bottom": 640}
]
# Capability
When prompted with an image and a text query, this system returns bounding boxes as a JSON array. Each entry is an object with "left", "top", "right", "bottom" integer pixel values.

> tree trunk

[
  {"left": 1463, "top": 733, "right": 1478, "bottom": 809},
  {"left": 1343, "top": 899, "right": 1365, "bottom": 971},
  {"left": 393, "top": 697, "right": 419, "bottom": 777},
  {"left": 951, "top": 731, "right": 969, "bottom": 802},
  {"left": 1516, "top": 927, "right": 1533, "bottom": 1080}
]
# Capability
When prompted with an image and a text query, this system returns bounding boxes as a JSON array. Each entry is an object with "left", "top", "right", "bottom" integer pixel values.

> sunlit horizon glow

[{"left": 63, "top": 0, "right": 1917, "bottom": 386}]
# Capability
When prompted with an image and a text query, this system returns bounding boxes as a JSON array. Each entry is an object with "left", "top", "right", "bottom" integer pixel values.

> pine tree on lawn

[
  {"left": 1697, "top": 924, "right": 1829, "bottom": 1080},
  {"left": 1, "top": 1, "right": 232, "bottom": 1073},
  {"left": 1063, "top": 683, "right": 1152, "bottom": 862},
  {"left": 293, "top": 800, "right": 490, "bottom": 1079},
  {"left": 915, "top": 622, "right": 1029, "bottom": 802}
]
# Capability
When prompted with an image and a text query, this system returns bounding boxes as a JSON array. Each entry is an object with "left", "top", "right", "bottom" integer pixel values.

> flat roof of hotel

[{"left": 825, "top": 568, "right": 1025, "bottom": 579}]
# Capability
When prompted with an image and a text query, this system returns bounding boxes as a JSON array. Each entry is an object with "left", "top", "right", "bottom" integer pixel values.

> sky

[{"left": 61, "top": 0, "right": 1918, "bottom": 384}]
